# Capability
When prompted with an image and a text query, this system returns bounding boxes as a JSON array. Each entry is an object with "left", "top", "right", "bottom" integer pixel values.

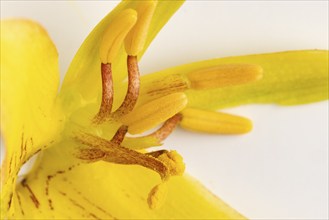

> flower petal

[
  {"left": 58, "top": 1, "right": 184, "bottom": 117},
  {"left": 0, "top": 19, "right": 63, "bottom": 217},
  {"left": 10, "top": 144, "right": 245, "bottom": 219},
  {"left": 141, "top": 50, "right": 328, "bottom": 110}
]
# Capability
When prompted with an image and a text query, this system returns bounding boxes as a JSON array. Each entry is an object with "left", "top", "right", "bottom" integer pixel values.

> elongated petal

[
  {"left": 0, "top": 19, "right": 63, "bottom": 217},
  {"left": 141, "top": 50, "right": 328, "bottom": 110},
  {"left": 9, "top": 145, "right": 245, "bottom": 219},
  {"left": 59, "top": 1, "right": 184, "bottom": 117}
]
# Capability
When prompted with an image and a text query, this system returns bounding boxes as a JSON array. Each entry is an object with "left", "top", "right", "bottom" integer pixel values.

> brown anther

[
  {"left": 94, "top": 63, "right": 114, "bottom": 123},
  {"left": 113, "top": 55, "right": 140, "bottom": 118},
  {"left": 111, "top": 125, "right": 128, "bottom": 145}
]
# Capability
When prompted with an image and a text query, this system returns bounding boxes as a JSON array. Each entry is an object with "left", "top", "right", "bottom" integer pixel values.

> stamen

[
  {"left": 75, "top": 133, "right": 184, "bottom": 180},
  {"left": 94, "top": 63, "right": 113, "bottom": 123},
  {"left": 187, "top": 64, "right": 263, "bottom": 90},
  {"left": 96, "top": 9, "right": 137, "bottom": 122},
  {"left": 121, "top": 93, "right": 188, "bottom": 134},
  {"left": 112, "top": 55, "right": 140, "bottom": 118},
  {"left": 125, "top": 1, "right": 157, "bottom": 56},
  {"left": 75, "top": 133, "right": 185, "bottom": 210},
  {"left": 99, "top": 9, "right": 137, "bottom": 63},
  {"left": 111, "top": 125, "right": 128, "bottom": 145},
  {"left": 180, "top": 108, "right": 253, "bottom": 134},
  {"left": 149, "top": 114, "right": 183, "bottom": 142},
  {"left": 121, "top": 114, "right": 183, "bottom": 150}
]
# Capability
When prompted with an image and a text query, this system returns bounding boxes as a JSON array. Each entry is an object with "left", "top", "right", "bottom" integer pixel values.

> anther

[
  {"left": 99, "top": 9, "right": 137, "bottom": 63},
  {"left": 187, "top": 64, "right": 263, "bottom": 90},
  {"left": 125, "top": 1, "right": 157, "bottom": 56},
  {"left": 121, "top": 93, "right": 188, "bottom": 134},
  {"left": 180, "top": 108, "right": 253, "bottom": 134}
]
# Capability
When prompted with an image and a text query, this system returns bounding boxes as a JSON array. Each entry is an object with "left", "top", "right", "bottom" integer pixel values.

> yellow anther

[
  {"left": 187, "top": 64, "right": 263, "bottom": 90},
  {"left": 121, "top": 93, "right": 188, "bottom": 134},
  {"left": 100, "top": 9, "right": 137, "bottom": 63},
  {"left": 147, "top": 182, "right": 168, "bottom": 210},
  {"left": 180, "top": 108, "right": 253, "bottom": 134},
  {"left": 124, "top": 1, "right": 157, "bottom": 56}
]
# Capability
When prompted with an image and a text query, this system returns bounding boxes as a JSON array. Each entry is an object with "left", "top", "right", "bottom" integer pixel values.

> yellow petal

[
  {"left": 181, "top": 108, "right": 252, "bottom": 134},
  {"left": 0, "top": 19, "right": 63, "bottom": 217},
  {"left": 141, "top": 50, "right": 328, "bottom": 110},
  {"left": 9, "top": 145, "right": 245, "bottom": 219}
]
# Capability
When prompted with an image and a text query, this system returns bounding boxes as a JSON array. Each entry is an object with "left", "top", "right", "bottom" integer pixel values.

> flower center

[
  {"left": 74, "top": 0, "right": 264, "bottom": 209},
  {"left": 75, "top": 2, "right": 186, "bottom": 209}
]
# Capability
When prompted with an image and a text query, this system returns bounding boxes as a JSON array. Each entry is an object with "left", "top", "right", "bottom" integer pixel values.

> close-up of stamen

[
  {"left": 121, "top": 92, "right": 188, "bottom": 134},
  {"left": 1, "top": 0, "right": 327, "bottom": 219}
]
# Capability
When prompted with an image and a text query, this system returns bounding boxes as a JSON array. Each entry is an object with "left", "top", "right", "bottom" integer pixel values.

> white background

[{"left": 1, "top": 1, "right": 328, "bottom": 219}]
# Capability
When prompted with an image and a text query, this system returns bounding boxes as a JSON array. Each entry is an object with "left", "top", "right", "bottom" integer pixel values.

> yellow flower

[{"left": 1, "top": 1, "right": 328, "bottom": 219}]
